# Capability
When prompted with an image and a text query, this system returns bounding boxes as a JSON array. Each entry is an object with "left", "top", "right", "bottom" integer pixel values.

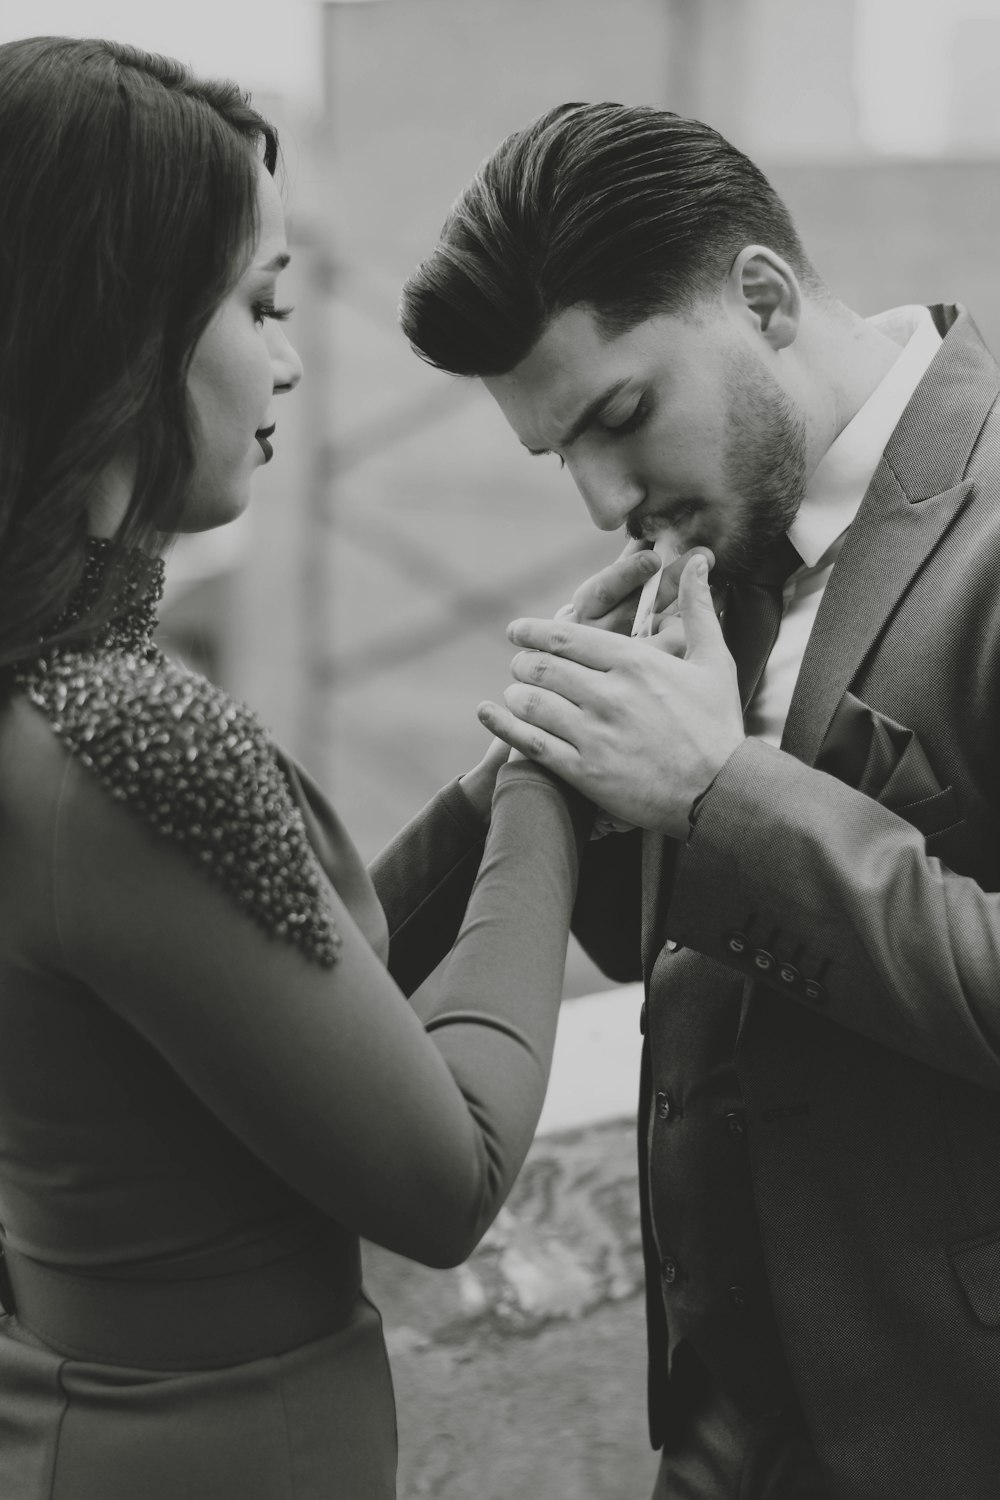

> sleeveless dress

[{"left": 0, "top": 541, "right": 587, "bottom": 1498}]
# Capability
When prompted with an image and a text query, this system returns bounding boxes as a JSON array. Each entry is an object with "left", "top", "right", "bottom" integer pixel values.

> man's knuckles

[
  {"left": 510, "top": 650, "right": 549, "bottom": 685},
  {"left": 504, "top": 682, "right": 544, "bottom": 719}
]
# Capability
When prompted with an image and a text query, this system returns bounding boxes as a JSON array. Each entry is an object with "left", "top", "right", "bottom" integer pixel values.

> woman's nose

[{"left": 270, "top": 324, "right": 303, "bottom": 394}]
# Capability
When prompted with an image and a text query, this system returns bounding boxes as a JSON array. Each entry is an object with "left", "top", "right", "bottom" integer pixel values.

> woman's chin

[{"left": 177, "top": 487, "right": 251, "bottom": 534}]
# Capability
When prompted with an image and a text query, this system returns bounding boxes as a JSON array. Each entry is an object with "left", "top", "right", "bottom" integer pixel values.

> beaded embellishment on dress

[{"left": 16, "top": 540, "right": 342, "bottom": 967}]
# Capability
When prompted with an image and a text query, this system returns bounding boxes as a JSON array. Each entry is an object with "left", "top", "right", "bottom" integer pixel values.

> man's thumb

[{"left": 679, "top": 553, "right": 723, "bottom": 658}]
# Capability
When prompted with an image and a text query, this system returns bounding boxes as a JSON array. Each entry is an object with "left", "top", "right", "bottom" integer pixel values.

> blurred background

[{"left": 5, "top": 1, "right": 999, "bottom": 1493}]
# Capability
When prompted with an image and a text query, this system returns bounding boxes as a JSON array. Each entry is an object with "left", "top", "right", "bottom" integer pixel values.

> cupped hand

[
  {"left": 556, "top": 539, "right": 716, "bottom": 640},
  {"left": 477, "top": 554, "right": 744, "bottom": 840}
]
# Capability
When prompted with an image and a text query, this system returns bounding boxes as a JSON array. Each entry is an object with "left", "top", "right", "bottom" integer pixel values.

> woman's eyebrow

[{"left": 258, "top": 251, "right": 291, "bottom": 273}]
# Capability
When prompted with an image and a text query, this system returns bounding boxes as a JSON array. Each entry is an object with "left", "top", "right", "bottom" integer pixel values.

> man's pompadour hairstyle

[{"left": 400, "top": 102, "right": 818, "bottom": 377}]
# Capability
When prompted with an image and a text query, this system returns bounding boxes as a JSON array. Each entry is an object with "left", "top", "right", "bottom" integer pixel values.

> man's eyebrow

[
  {"left": 258, "top": 252, "right": 291, "bottom": 273},
  {"left": 523, "top": 378, "right": 632, "bottom": 456}
]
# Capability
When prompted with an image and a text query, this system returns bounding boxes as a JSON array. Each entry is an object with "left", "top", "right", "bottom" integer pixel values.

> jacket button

[
  {"left": 656, "top": 1092, "right": 673, "bottom": 1122},
  {"left": 725, "top": 930, "right": 749, "bottom": 956},
  {"left": 778, "top": 962, "right": 800, "bottom": 986},
  {"left": 725, "top": 1111, "right": 746, "bottom": 1140},
  {"left": 639, "top": 1002, "right": 648, "bottom": 1035},
  {"left": 661, "top": 1257, "right": 679, "bottom": 1286},
  {"left": 803, "top": 978, "right": 828, "bottom": 1005},
  {"left": 729, "top": 1283, "right": 749, "bottom": 1310},
  {"left": 753, "top": 948, "right": 775, "bottom": 973}
]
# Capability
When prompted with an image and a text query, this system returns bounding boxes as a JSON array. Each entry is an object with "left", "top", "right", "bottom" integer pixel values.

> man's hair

[
  {"left": 400, "top": 102, "right": 819, "bottom": 378},
  {"left": 0, "top": 35, "right": 279, "bottom": 666}
]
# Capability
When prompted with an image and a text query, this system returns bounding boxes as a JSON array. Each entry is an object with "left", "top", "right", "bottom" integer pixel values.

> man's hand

[{"left": 476, "top": 555, "right": 745, "bottom": 840}]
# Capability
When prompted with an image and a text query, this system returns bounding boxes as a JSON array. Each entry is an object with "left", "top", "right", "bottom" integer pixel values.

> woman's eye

[{"left": 253, "top": 300, "right": 294, "bottom": 327}]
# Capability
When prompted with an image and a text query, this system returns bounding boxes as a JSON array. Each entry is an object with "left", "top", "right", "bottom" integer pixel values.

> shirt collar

[{"left": 788, "top": 304, "right": 943, "bottom": 568}]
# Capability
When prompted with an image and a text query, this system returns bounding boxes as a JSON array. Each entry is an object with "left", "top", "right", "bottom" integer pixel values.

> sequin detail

[
  {"left": 16, "top": 543, "right": 342, "bottom": 968},
  {"left": 46, "top": 535, "right": 166, "bottom": 655}
]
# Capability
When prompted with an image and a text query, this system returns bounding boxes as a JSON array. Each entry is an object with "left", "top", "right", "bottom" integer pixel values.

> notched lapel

[
  {"left": 781, "top": 470, "right": 973, "bottom": 766},
  {"left": 783, "top": 305, "right": 998, "bottom": 768}
]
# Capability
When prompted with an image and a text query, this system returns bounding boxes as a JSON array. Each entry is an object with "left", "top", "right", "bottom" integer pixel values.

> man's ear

[{"left": 725, "top": 245, "right": 801, "bottom": 351}]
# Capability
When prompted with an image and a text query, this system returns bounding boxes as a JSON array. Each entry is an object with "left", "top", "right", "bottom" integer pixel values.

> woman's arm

[
  {"left": 53, "top": 749, "right": 590, "bottom": 1268},
  {"left": 368, "top": 738, "right": 509, "bottom": 995}
]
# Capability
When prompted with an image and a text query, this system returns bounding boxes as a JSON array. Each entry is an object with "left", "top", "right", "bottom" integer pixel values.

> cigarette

[{"left": 631, "top": 536, "right": 676, "bottom": 638}]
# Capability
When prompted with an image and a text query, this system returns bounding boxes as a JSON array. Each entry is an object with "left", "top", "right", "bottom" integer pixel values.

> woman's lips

[{"left": 255, "top": 423, "right": 276, "bottom": 462}]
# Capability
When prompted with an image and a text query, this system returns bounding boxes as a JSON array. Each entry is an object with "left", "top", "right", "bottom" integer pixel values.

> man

[{"left": 400, "top": 104, "right": 1000, "bottom": 1498}]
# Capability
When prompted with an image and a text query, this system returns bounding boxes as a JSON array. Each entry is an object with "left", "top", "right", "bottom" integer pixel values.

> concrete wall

[{"left": 769, "top": 158, "right": 1000, "bottom": 352}]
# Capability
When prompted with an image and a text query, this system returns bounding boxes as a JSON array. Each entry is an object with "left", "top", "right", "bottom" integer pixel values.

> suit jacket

[{"left": 572, "top": 305, "right": 1000, "bottom": 1498}]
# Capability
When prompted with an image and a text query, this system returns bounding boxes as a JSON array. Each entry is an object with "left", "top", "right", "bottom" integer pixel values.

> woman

[{"left": 0, "top": 37, "right": 589, "bottom": 1499}]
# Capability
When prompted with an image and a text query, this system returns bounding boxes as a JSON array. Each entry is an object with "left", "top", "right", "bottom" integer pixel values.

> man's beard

[
  {"left": 713, "top": 345, "right": 808, "bottom": 580},
  {"left": 622, "top": 344, "right": 808, "bottom": 573}
]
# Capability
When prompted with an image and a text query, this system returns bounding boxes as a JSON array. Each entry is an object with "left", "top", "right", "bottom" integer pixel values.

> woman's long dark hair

[{"left": 0, "top": 36, "right": 279, "bottom": 667}]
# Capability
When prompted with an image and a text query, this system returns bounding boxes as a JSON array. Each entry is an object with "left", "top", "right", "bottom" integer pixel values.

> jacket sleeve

[
  {"left": 570, "top": 827, "right": 644, "bottom": 982},
  {"left": 52, "top": 752, "right": 591, "bottom": 1268},
  {"left": 665, "top": 737, "right": 1000, "bottom": 1091}
]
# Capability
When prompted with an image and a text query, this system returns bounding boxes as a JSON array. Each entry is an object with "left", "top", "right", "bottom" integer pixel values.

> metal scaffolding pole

[{"left": 290, "top": 1, "right": 389, "bottom": 786}]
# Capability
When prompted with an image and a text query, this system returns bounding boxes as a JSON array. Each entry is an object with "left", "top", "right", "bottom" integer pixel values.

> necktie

[{"left": 721, "top": 534, "right": 802, "bottom": 713}]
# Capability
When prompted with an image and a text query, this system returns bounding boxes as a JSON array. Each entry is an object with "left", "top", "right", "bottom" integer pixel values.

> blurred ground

[
  {"left": 359, "top": 984, "right": 654, "bottom": 1498},
  {"left": 364, "top": 1116, "right": 657, "bottom": 1500}
]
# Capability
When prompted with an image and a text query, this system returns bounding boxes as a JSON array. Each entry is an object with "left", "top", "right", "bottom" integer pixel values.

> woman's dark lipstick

[{"left": 255, "top": 423, "right": 276, "bottom": 462}]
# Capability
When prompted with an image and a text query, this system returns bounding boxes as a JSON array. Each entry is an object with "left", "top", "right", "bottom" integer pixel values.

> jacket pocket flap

[
  {"left": 896, "top": 783, "right": 961, "bottom": 839},
  {"left": 949, "top": 1231, "right": 1000, "bottom": 1326}
]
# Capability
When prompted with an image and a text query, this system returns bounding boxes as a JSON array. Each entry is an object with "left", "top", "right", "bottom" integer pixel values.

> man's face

[{"left": 484, "top": 302, "right": 807, "bottom": 578}]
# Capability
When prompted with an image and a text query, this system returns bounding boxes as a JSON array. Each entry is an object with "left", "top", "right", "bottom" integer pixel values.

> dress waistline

[{"left": 0, "top": 1222, "right": 362, "bottom": 1371}]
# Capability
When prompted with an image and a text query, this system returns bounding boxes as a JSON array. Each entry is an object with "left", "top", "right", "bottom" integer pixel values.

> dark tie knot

[
  {"left": 720, "top": 533, "right": 803, "bottom": 714},
  {"left": 745, "top": 533, "right": 803, "bottom": 588}
]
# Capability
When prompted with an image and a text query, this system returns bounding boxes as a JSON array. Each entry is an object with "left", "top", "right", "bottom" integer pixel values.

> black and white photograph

[{"left": 1, "top": 2, "right": 998, "bottom": 1496}]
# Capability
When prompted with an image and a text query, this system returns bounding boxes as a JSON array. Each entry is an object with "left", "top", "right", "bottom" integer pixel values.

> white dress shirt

[{"left": 747, "top": 305, "right": 944, "bottom": 747}]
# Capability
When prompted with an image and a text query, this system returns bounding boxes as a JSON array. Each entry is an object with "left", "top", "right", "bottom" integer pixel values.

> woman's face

[{"left": 182, "top": 163, "right": 302, "bottom": 532}]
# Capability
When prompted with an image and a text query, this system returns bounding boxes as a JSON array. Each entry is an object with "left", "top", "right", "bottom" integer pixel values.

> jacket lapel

[
  {"left": 780, "top": 305, "right": 997, "bottom": 768},
  {"left": 780, "top": 469, "right": 972, "bottom": 765}
]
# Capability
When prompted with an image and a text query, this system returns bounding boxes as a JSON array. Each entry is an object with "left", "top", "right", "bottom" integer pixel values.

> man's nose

[{"left": 567, "top": 455, "right": 645, "bottom": 532}]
